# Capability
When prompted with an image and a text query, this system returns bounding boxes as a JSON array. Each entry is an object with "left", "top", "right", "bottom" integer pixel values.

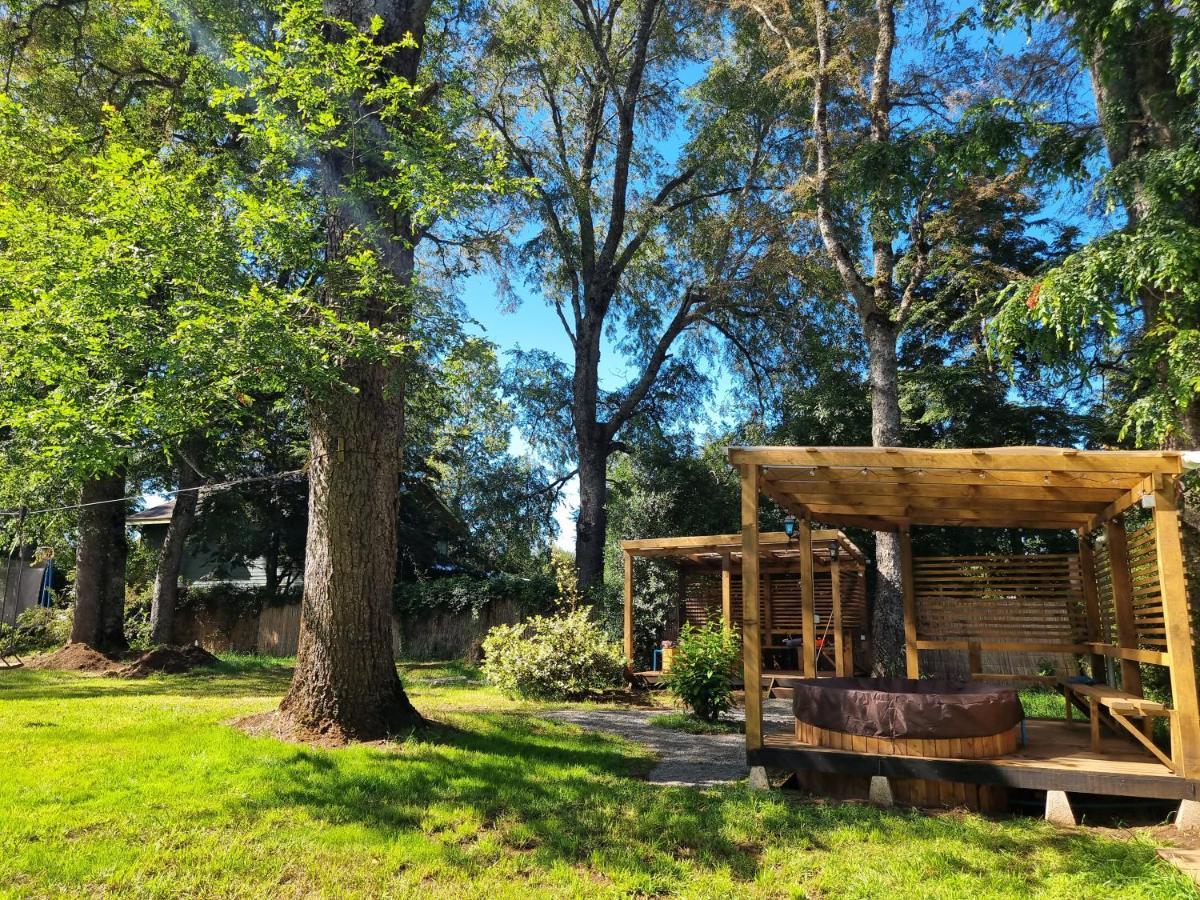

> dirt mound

[
  {"left": 117, "top": 644, "right": 221, "bottom": 678},
  {"left": 27, "top": 643, "right": 123, "bottom": 673}
]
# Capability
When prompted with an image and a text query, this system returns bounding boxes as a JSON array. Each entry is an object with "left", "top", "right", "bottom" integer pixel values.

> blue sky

[{"left": 454, "top": 7, "right": 1106, "bottom": 553}]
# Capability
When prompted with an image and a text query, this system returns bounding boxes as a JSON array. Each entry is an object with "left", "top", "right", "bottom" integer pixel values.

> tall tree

[
  {"left": 734, "top": 0, "right": 1072, "bottom": 671},
  {"left": 476, "top": 0, "right": 786, "bottom": 590},
  {"left": 218, "top": 0, "right": 517, "bottom": 738},
  {"left": 989, "top": 1, "right": 1200, "bottom": 454}
]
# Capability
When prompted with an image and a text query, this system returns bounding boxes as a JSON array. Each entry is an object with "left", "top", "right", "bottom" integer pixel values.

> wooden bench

[{"left": 1059, "top": 679, "right": 1174, "bottom": 771}]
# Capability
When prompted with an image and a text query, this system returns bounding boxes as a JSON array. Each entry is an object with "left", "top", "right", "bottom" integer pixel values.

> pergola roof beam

[{"left": 730, "top": 445, "right": 1183, "bottom": 475}]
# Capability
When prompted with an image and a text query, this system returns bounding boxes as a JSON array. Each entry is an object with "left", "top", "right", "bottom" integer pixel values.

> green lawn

[{"left": 0, "top": 657, "right": 1194, "bottom": 899}]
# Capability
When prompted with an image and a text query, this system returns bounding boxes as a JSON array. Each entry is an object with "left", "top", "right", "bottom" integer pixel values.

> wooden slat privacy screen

[
  {"left": 1127, "top": 523, "right": 1166, "bottom": 651},
  {"left": 1093, "top": 538, "right": 1117, "bottom": 645},
  {"left": 1091, "top": 523, "right": 1167, "bottom": 651},
  {"left": 914, "top": 553, "right": 1089, "bottom": 645},
  {"left": 681, "top": 570, "right": 867, "bottom": 637}
]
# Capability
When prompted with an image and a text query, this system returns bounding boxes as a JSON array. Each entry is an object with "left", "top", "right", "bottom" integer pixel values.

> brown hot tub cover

[{"left": 789, "top": 677, "right": 1023, "bottom": 740}]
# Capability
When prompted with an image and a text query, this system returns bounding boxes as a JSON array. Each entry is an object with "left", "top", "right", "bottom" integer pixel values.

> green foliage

[
  {"left": 393, "top": 573, "right": 557, "bottom": 619},
  {"left": 181, "top": 584, "right": 302, "bottom": 620},
  {"left": 648, "top": 711, "right": 742, "bottom": 735},
  {"left": 662, "top": 620, "right": 740, "bottom": 723},
  {"left": 604, "top": 436, "right": 741, "bottom": 664},
  {"left": 0, "top": 604, "right": 73, "bottom": 654},
  {"left": 481, "top": 608, "right": 623, "bottom": 700},
  {"left": 123, "top": 591, "right": 155, "bottom": 651}
]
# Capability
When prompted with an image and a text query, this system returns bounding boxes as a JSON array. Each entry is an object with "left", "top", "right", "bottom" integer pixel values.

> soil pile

[
  {"left": 117, "top": 644, "right": 221, "bottom": 678},
  {"left": 27, "top": 644, "right": 124, "bottom": 673}
]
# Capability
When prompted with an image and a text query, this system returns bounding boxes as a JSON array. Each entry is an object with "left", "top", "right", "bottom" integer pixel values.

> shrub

[
  {"left": 1, "top": 604, "right": 73, "bottom": 654},
  {"left": 481, "top": 608, "right": 624, "bottom": 701},
  {"left": 663, "top": 619, "right": 740, "bottom": 722}
]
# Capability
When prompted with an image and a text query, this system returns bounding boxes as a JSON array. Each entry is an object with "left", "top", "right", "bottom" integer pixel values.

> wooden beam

[
  {"left": 1077, "top": 531, "right": 1108, "bottom": 682},
  {"left": 763, "top": 570, "right": 773, "bottom": 639},
  {"left": 831, "top": 552, "right": 845, "bottom": 676},
  {"left": 622, "top": 551, "right": 634, "bottom": 665},
  {"left": 799, "top": 516, "right": 816, "bottom": 678},
  {"left": 1152, "top": 476, "right": 1200, "bottom": 779},
  {"left": 1086, "top": 643, "right": 1170, "bottom": 666},
  {"left": 763, "top": 465, "right": 1144, "bottom": 491},
  {"left": 622, "top": 530, "right": 865, "bottom": 563},
  {"left": 777, "top": 479, "right": 1125, "bottom": 505},
  {"left": 915, "top": 639, "right": 1091, "bottom": 654},
  {"left": 900, "top": 527, "right": 919, "bottom": 679},
  {"left": 730, "top": 445, "right": 1182, "bottom": 474},
  {"left": 798, "top": 501, "right": 1098, "bottom": 522},
  {"left": 748, "top": 743, "right": 1198, "bottom": 800},
  {"left": 802, "top": 510, "right": 1092, "bottom": 531},
  {"left": 720, "top": 553, "right": 732, "bottom": 633},
  {"left": 1104, "top": 516, "right": 1143, "bottom": 696},
  {"left": 741, "top": 464, "right": 764, "bottom": 751},
  {"left": 1092, "top": 474, "right": 1156, "bottom": 530}
]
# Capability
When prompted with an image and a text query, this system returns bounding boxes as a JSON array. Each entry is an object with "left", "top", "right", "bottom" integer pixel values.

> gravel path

[{"left": 544, "top": 699, "right": 792, "bottom": 788}]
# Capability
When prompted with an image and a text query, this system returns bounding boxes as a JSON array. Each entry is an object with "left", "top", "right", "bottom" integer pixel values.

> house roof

[
  {"left": 127, "top": 500, "right": 175, "bottom": 526},
  {"left": 727, "top": 445, "right": 1196, "bottom": 532}
]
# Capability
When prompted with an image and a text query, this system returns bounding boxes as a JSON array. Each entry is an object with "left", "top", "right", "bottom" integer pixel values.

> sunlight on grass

[
  {"left": 0, "top": 657, "right": 1193, "bottom": 898},
  {"left": 1021, "top": 688, "right": 1068, "bottom": 720}
]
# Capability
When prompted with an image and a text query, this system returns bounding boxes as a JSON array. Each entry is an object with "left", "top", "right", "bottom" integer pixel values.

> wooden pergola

[
  {"left": 620, "top": 531, "right": 867, "bottom": 679},
  {"left": 729, "top": 445, "right": 1200, "bottom": 807}
]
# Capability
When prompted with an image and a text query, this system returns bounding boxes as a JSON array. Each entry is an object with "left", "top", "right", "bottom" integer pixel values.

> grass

[
  {"left": 1020, "top": 688, "right": 1068, "bottom": 720},
  {"left": 0, "top": 658, "right": 1195, "bottom": 898},
  {"left": 649, "top": 711, "right": 743, "bottom": 735}
]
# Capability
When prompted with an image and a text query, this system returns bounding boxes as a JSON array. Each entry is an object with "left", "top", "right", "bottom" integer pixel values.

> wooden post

[
  {"left": 720, "top": 553, "right": 733, "bottom": 632},
  {"left": 622, "top": 551, "right": 634, "bottom": 666},
  {"left": 763, "top": 571, "right": 773, "bottom": 646},
  {"left": 831, "top": 551, "right": 846, "bottom": 676},
  {"left": 1076, "top": 530, "right": 1108, "bottom": 683},
  {"left": 741, "top": 464, "right": 764, "bottom": 751},
  {"left": 900, "top": 527, "right": 919, "bottom": 679},
  {"left": 1153, "top": 476, "right": 1200, "bottom": 779},
  {"left": 967, "top": 641, "right": 983, "bottom": 678},
  {"left": 799, "top": 516, "right": 816, "bottom": 678},
  {"left": 1104, "top": 516, "right": 1143, "bottom": 696}
]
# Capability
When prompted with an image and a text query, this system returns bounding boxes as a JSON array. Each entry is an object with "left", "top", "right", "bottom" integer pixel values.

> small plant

[
  {"left": 481, "top": 607, "right": 623, "bottom": 701},
  {"left": 663, "top": 619, "right": 740, "bottom": 722}
]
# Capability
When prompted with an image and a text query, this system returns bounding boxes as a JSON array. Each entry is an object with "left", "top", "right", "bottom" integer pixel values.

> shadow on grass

[
  {"left": 240, "top": 711, "right": 1181, "bottom": 892},
  {"left": 1, "top": 664, "right": 1186, "bottom": 893}
]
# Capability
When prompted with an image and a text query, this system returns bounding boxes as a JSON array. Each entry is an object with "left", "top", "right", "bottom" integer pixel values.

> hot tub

[{"left": 787, "top": 677, "right": 1024, "bottom": 810}]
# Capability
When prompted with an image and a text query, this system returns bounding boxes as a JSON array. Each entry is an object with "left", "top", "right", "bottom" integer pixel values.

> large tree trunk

[
  {"left": 572, "top": 313, "right": 608, "bottom": 593},
  {"left": 275, "top": 0, "right": 428, "bottom": 742},
  {"left": 71, "top": 472, "right": 128, "bottom": 653},
  {"left": 864, "top": 313, "right": 905, "bottom": 675},
  {"left": 149, "top": 452, "right": 205, "bottom": 646},
  {"left": 574, "top": 438, "right": 608, "bottom": 593},
  {"left": 278, "top": 358, "right": 421, "bottom": 740}
]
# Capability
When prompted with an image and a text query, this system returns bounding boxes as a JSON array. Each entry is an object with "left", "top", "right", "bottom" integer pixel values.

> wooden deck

[{"left": 751, "top": 718, "right": 1200, "bottom": 800}]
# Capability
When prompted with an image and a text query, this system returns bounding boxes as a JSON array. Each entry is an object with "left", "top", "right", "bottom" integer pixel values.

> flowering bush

[
  {"left": 481, "top": 608, "right": 624, "bottom": 700},
  {"left": 663, "top": 619, "right": 740, "bottom": 722}
]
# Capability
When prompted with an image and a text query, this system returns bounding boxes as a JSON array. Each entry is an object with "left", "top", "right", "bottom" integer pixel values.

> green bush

[
  {"left": 394, "top": 573, "right": 557, "bottom": 619},
  {"left": 663, "top": 620, "right": 740, "bottom": 722},
  {"left": 0, "top": 604, "right": 73, "bottom": 654},
  {"left": 481, "top": 608, "right": 624, "bottom": 701}
]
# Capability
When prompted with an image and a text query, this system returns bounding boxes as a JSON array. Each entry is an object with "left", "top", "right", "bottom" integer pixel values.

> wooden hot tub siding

[{"left": 791, "top": 721, "right": 1022, "bottom": 811}]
